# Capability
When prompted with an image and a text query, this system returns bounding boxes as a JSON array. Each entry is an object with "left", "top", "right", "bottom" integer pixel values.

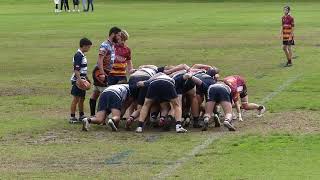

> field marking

[
  {"left": 153, "top": 73, "right": 302, "bottom": 179},
  {"left": 259, "top": 74, "right": 302, "bottom": 104},
  {"left": 152, "top": 133, "right": 224, "bottom": 180}
]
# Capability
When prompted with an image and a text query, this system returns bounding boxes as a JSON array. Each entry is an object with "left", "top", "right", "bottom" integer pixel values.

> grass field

[{"left": 0, "top": 0, "right": 320, "bottom": 179}]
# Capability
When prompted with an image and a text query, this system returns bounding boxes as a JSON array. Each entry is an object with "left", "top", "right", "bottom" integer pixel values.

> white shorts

[{"left": 54, "top": 0, "right": 60, "bottom": 4}]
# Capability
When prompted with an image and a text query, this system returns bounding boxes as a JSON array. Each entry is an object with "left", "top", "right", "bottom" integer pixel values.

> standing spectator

[
  {"left": 86, "top": 0, "right": 94, "bottom": 12},
  {"left": 54, "top": 0, "right": 60, "bottom": 13},
  {"left": 82, "top": 0, "right": 87, "bottom": 12},
  {"left": 61, "top": 0, "right": 71, "bottom": 12},
  {"left": 73, "top": 0, "right": 80, "bottom": 12}
]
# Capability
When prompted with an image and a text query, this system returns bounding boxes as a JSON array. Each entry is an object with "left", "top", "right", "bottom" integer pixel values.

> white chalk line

[{"left": 153, "top": 74, "right": 302, "bottom": 179}]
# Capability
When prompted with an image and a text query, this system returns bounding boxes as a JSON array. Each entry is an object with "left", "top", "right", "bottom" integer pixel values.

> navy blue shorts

[
  {"left": 146, "top": 80, "right": 177, "bottom": 102},
  {"left": 71, "top": 82, "right": 86, "bottom": 97},
  {"left": 73, "top": 0, "right": 79, "bottom": 5},
  {"left": 107, "top": 76, "right": 127, "bottom": 86},
  {"left": 196, "top": 77, "right": 216, "bottom": 96},
  {"left": 174, "top": 74, "right": 195, "bottom": 95},
  {"left": 97, "top": 91, "right": 122, "bottom": 112},
  {"left": 137, "top": 87, "right": 147, "bottom": 105},
  {"left": 283, "top": 40, "right": 295, "bottom": 46},
  {"left": 128, "top": 75, "right": 150, "bottom": 99},
  {"left": 207, "top": 84, "right": 232, "bottom": 103}
]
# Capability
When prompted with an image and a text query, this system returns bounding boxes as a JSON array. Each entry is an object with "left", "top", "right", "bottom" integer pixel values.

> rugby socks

[
  {"left": 79, "top": 112, "right": 84, "bottom": 117},
  {"left": 70, "top": 113, "right": 75, "bottom": 118},
  {"left": 258, "top": 105, "right": 264, "bottom": 110},
  {"left": 138, "top": 121, "right": 144, "bottom": 128},
  {"left": 150, "top": 112, "right": 159, "bottom": 119},
  {"left": 89, "top": 98, "right": 96, "bottom": 116},
  {"left": 176, "top": 121, "right": 181, "bottom": 125},
  {"left": 193, "top": 116, "right": 199, "bottom": 123}
]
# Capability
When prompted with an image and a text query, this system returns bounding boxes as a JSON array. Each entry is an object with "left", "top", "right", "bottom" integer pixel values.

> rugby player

[
  {"left": 82, "top": 84, "right": 133, "bottom": 131},
  {"left": 89, "top": 27, "right": 121, "bottom": 116},
  {"left": 280, "top": 5, "right": 295, "bottom": 67}
]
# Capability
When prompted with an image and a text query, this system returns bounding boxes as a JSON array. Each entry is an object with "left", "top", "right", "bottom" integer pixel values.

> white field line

[{"left": 153, "top": 74, "right": 302, "bottom": 180}]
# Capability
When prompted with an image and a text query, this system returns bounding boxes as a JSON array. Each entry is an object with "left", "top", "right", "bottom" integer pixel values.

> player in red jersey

[
  {"left": 108, "top": 30, "right": 134, "bottom": 85},
  {"left": 280, "top": 6, "right": 295, "bottom": 67},
  {"left": 223, "top": 75, "right": 265, "bottom": 121}
]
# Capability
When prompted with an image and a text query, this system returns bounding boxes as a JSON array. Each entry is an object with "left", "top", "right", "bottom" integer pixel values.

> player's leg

[
  {"left": 82, "top": 110, "right": 107, "bottom": 131},
  {"left": 241, "top": 95, "right": 265, "bottom": 117},
  {"left": 136, "top": 98, "right": 153, "bottom": 133},
  {"left": 202, "top": 101, "right": 215, "bottom": 131},
  {"left": 287, "top": 45, "right": 293, "bottom": 65},
  {"left": 89, "top": 88, "right": 101, "bottom": 116},
  {"left": 107, "top": 108, "right": 121, "bottom": 131},
  {"left": 170, "top": 97, "right": 187, "bottom": 133},
  {"left": 186, "top": 87, "right": 200, "bottom": 128},
  {"left": 220, "top": 101, "right": 235, "bottom": 131},
  {"left": 70, "top": 96, "right": 80, "bottom": 122},
  {"left": 78, "top": 96, "right": 85, "bottom": 120}
]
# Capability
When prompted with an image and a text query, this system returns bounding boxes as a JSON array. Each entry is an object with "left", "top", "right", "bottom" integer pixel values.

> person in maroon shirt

[
  {"left": 280, "top": 6, "right": 295, "bottom": 67},
  {"left": 224, "top": 75, "right": 265, "bottom": 121}
]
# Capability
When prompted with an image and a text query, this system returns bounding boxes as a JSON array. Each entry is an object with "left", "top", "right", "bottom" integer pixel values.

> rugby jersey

[
  {"left": 71, "top": 49, "right": 88, "bottom": 82},
  {"left": 194, "top": 72, "right": 216, "bottom": 94},
  {"left": 97, "top": 40, "right": 115, "bottom": 71},
  {"left": 144, "top": 73, "right": 175, "bottom": 87},
  {"left": 139, "top": 67, "right": 158, "bottom": 77},
  {"left": 110, "top": 43, "right": 131, "bottom": 76},
  {"left": 282, "top": 15, "right": 295, "bottom": 41},
  {"left": 103, "top": 84, "right": 130, "bottom": 102},
  {"left": 223, "top": 75, "right": 246, "bottom": 102}
]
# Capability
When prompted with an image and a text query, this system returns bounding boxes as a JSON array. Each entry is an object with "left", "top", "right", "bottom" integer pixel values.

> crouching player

[
  {"left": 135, "top": 73, "right": 187, "bottom": 133},
  {"left": 203, "top": 82, "right": 235, "bottom": 131},
  {"left": 82, "top": 84, "right": 133, "bottom": 132},
  {"left": 224, "top": 75, "right": 266, "bottom": 121},
  {"left": 69, "top": 38, "right": 92, "bottom": 123}
]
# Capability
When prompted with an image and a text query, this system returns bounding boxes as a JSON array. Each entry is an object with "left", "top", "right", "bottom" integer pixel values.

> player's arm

[
  {"left": 139, "top": 65, "right": 158, "bottom": 69},
  {"left": 97, "top": 47, "right": 107, "bottom": 80},
  {"left": 233, "top": 93, "right": 243, "bottom": 121},
  {"left": 291, "top": 18, "right": 295, "bottom": 39},
  {"left": 137, "top": 73, "right": 163, "bottom": 87},
  {"left": 126, "top": 49, "right": 134, "bottom": 74},
  {"left": 184, "top": 73, "right": 203, "bottom": 86},
  {"left": 280, "top": 19, "right": 283, "bottom": 39},
  {"left": 74, "top": 55, "right": 84, "bottom": 85},
  {"left": 191, "top": 64, "right": 212, "bottom": 70},
  {"left": 164, "top": 64, "right": 190, "bottom": 75}
]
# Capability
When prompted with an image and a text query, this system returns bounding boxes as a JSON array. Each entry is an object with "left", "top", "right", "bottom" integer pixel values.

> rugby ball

[{"left": 76, "top": 79, "right": 91, "bottom": 90}]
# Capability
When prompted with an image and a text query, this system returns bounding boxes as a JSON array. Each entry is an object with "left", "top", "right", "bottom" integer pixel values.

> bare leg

[
  {"left": 220, "top": 101, "right": 235, "bottom": 131},
  {"left": 71, "top": 96, "right": 80, "bottom": 115}
]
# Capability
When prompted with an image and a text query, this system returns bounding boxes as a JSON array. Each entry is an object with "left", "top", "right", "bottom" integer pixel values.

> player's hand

[
  {"left": 99, "top": 74, "right": 106, "bottom": 82},
  {"left": 137, "top": 81, "right": 144, "bottom": 87}
]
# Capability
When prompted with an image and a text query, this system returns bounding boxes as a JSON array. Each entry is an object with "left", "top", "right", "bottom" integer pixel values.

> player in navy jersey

[
  {"left": 82, "top": 84, "right": 133, "bottom": 132},
  {"left": 69, "top": 38, "right": 92, "bottom": 123},
  {"left": 135, "top": 73, "right": 187, "bottom": 133}
]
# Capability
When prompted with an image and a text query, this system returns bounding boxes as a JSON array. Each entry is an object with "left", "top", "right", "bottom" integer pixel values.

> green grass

[
  {"left": 0, "top": 0, "right": 320, "bottom": 179},
  {"left": 171, "top": 134, "right": 320, "bottom": 179}
]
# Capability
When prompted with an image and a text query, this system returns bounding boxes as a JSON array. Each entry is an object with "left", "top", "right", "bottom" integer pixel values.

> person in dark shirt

[{"left": 69, "top": 38, "right": 92, "bottom": 123}]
